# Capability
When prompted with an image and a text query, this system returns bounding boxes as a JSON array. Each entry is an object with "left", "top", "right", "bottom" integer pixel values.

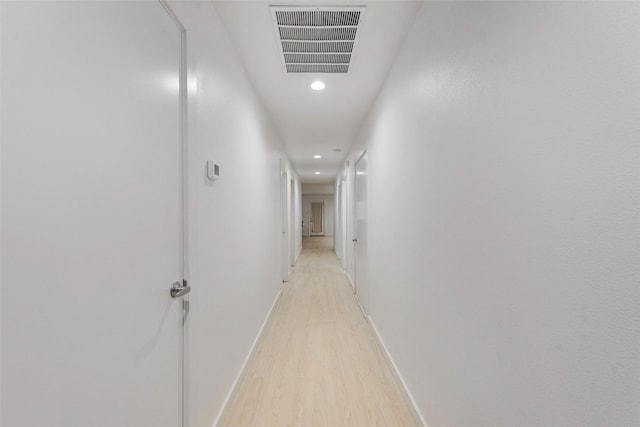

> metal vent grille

[
  {"left": 284, "top": 53, "right": 351, "bottom": 64},
  {"left": 278, "top": 27, "right": 357, "bottom": 41},
  {"left": 275, "top": 10, "right": 361, "bottom": 27},
  {"left": 286, "top": 64, "right": 349, "bottom": 73},
  {"left": 271, "top": 7, "right": 365, "bottom": 74},
  {"left": 282, "top": 41, "right": 354, "bottom": 53}
]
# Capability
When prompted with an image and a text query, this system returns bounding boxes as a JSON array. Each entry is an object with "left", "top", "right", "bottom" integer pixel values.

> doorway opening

[{"left": 310, "top": 201, "right": 325, "bottom": 236}]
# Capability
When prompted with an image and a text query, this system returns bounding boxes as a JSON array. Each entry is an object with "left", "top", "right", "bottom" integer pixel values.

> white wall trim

[
  {"left": 355, "top": 295, "right": 368, "bottom": 320},
  {"left": 346, "top": 273, "right": 355, "bottom": 291},
  {"left": 212, "top": 289, "right": 283, "bottom": 427},
  {"left": 369, "top": 317, "right": 428, "bottom": 427}
]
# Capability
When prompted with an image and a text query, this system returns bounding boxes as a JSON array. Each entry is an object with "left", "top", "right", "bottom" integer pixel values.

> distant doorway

[{"left": 310, "top": 202, "right": 325, "bottom": 236}]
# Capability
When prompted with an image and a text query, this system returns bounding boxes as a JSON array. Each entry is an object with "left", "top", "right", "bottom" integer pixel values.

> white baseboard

[
  {"left": 355, "top": 294, "right": 368, "bottom": 321},
  {"left": 212, "top": 289, "right": 283, "bottom": 427},
  {"left": 368, "top": 317, "right": 428, "bottom": 427},
  {"left": 346, "top": 273, "right": 355, "bottom": 291}
]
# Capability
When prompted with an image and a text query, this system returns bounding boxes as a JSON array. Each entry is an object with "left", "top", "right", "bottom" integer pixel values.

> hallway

[
  {"left": 220, "top": 237, "right": 416, "bottom": 426},
  {"left": 2, "top": 1, "right": 640, "bottom": 426}
]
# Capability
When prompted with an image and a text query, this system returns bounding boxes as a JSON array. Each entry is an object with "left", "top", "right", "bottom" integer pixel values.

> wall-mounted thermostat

[{"left": 207, "top": 160, "right": 220, "bottom": 181}]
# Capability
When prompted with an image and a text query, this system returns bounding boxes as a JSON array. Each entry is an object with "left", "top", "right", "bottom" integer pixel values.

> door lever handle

[
  {"left": 170, "top": 281, "right": 191, "bottom": 298},
  {"left": 352, "top": 238, "right": 358, "bottom": 243}
]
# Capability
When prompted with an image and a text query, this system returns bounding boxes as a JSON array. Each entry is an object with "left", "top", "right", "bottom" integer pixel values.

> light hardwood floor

[{"left": 219, "top": 236, "right": 417, "bottom": 427}]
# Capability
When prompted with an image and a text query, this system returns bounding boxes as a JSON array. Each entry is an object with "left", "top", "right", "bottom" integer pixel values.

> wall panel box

[{"left": 207, "top": 160, "right": 220, "bottom": 181}]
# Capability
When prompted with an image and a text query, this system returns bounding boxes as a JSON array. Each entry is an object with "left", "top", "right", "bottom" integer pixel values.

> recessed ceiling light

[
  {"left": 313, "top": 155, "right": 322, "bottom": 159},
  {"left": 310, "top": 81, "right": 325, "bottom": 91},
  {"left": 314, "top": 171, "right": 321, "bottom": 175}
]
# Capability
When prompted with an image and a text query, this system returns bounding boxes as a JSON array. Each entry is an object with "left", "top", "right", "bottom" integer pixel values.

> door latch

[{"left": 170, "top": 280, "right": 191, "bottom": 298}]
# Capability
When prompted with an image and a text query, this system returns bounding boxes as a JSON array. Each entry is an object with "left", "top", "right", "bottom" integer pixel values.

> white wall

[
  {"left": 170, "top": 3, "right": 296, "bottom": 424},
  {"left": 302, "top": 183, "right": 334, "bottom": 195},
  {"left": 340, "top": 2, "right": 640, "bottom": 426},
  {"left": 302, "top": 195, "right": 334, "bottom": 237},
  {"left": 1, "top": 2, "right": 299, "bottom": 425},
  {"left": 147, "top": 2, "right": 298, "bottom": 426},
  {"left": 0, "top": 3, "right": 3, "bottom": 419}
]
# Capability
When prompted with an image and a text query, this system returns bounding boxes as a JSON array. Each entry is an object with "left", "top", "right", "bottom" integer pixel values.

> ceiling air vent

[{"left": 270, "top": 6, "right": 366, "bottom": 74}]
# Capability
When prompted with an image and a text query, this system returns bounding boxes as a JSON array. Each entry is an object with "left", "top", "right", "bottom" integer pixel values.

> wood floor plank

[{"left": 219, "top": 237, "right": 417, "bottom": 427}]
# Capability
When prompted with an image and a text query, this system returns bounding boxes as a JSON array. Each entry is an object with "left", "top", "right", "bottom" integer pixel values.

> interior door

[
  {"left": 1, "top": 2, "right": 185, "bottom": 426},
  {"left": 340, "top": 176, "right": 348, "bottom": 270},
  {"left": 354, "top": 152, "right": 369, "bottom": 315},
  {"left": 310, "top": 202, "right": 325, "bottom": 236},
  {"left": 289, "top": 178, "right": 296, "bottom": 266},
  {"left": 336, "top": 181, "right": 343, "bottom": 261},
  {"left": 281, "top": 161, "right": 290, "bottom": 281}
]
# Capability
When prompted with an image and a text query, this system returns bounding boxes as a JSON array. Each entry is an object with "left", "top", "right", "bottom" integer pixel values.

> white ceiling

[{"left": 212, "top": 0, "right": 423, "bottom": 183}]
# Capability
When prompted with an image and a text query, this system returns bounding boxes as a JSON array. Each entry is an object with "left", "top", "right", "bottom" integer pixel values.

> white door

[
  {"left": 340, "top": 176, "right": 348, "bottom": 270},
  {"left": 1, "top": 2, "right": 186, "bottom": 426},
  {"left": 354, "top": 152, "right": 369, "bottom": 315},
  {"left": 336, "top": 181, "right": 343, "bottom": 261},
  {"left": 281, "top": 162, "right": 290, "bottom": 281},
  {"left": 289, "top": 178, "right": 296, "bottom": 266}
]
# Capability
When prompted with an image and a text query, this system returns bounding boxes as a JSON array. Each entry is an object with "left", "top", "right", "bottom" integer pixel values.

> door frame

[
  {"left": 337, "top": 175, "right": 348, "bottom": 269},
  {"left": 289, "top": 178, "right": 296, "bottom": 266},
  {"left": 335, "top": 180, "right": 342, "bottom": 260},
  {"left": 310, "top": 201, "right": 325, "bottom": 236},
  {"left": 159, "top": 2, "right": 189, "bottom": 426},
  {"left": 354, "top": 151, "right": 369, "bottom": 315},
  {"left": 280, "top": 159, "right": 290, "bottom": 281}
]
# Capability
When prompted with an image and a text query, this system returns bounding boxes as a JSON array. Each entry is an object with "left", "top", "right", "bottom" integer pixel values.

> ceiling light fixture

[
  {"left": 313, "top": 155, "right": 322, "bottom": 159},
  {"left": 314, "top": 171, "right": 321, "bottom": 175},
  {"left": 310, "top": 81, "right": 325, "bottom": 91}
]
